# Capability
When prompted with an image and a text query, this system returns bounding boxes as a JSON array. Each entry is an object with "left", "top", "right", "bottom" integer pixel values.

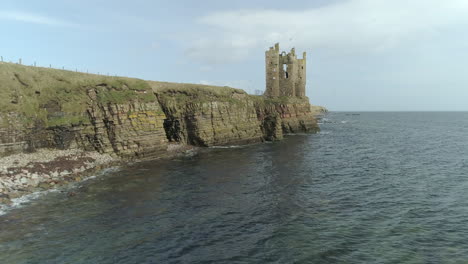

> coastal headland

[{"left": 0, "top": 58, "right": 326, "bottom": 205}]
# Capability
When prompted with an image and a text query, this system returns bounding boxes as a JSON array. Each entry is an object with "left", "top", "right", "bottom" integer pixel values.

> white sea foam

[
  {"left": 98, "top": 167, "right": 121, "bottom": 175},
  {"left": 0, "top": 205, "right": 6, "bottom": 216},
  {"left": 210, "top": 145, "right": 243, "bottom": 149},
  {"left": 82, "top": 175, "right": 97, "bottom": 181},
  {"left": 0, "top": 166, "right": 120, "bottom": 217},
  {"left": 0, "top": 188, "right": 60, "bottom": 216},
  {"left": 285, "top": 133, "right": 308, "bottom": 136}
]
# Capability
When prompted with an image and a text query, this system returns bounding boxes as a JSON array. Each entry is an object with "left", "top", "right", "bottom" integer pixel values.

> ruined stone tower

[{"left": 264, "top": 43, "right": 306, "bottom": 98}]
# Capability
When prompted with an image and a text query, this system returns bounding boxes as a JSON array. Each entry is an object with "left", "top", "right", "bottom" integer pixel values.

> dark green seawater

[{"left": 2, "top": 112, "right": 468, "bottom": 263}]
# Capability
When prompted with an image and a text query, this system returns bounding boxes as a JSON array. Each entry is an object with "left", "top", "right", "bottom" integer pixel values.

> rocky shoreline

[
  {"left": 0, "top": 149, "right": 118, "bottom": 205},
  {"left": 0, "top": 144, "right": 199, "bottom": 206}
]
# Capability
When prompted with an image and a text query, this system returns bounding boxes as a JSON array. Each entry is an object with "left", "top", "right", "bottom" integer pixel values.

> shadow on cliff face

[
  {"left": 163, "top": 119, "right": 181, "bottom": 142},
  {"left": 261, "top": 116, "right": 282, "bottom": 141}
]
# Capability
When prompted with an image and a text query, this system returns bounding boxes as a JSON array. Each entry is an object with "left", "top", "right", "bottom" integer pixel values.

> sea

[{"left": 1, "top": 112, "right": 468, "bottom": 263}]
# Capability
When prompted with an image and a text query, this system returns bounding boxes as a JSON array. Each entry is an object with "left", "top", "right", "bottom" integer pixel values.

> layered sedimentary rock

[
  {"left": 0, "top": 63, "right": 322, "bottom": 158},
  {"left": 82, "top": 87, "right": 168, "bottom": 158},
  {"left": 155, "top": 86, "right": 264, "bottom": 147}
]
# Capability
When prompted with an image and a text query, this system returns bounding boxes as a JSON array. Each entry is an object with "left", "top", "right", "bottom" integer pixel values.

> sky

[{"left": 2, "top": 0, "right": 468, "bottom": 111}]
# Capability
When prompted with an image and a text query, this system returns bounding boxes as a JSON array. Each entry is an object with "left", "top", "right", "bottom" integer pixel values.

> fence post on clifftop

[
  {"left": 19, "top": 58, "right": 22, "bottom": 65},
  {"left": 1, "top": 56, "right": 3, "bottom": 62}
]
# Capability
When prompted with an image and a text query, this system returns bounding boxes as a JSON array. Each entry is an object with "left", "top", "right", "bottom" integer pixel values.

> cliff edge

[
  {"left": 0, "top": 62, "right": 325, "bottom": 203},
  {"left": 0, "top": 62, "right": 324, "bottom": 158}
]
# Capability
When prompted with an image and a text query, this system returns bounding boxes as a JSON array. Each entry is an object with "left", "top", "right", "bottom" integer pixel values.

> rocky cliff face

[
  {"left": 0, "top": 63, "right": 321, "bottom": 159},
  {"left": 156, "top": 87, "right": 264, "bottom": 147}
]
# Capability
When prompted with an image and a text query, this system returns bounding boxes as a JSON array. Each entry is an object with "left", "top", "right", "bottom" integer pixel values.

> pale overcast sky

[{"left": 2, "top": 0, "right": 468, "bottom": 111}]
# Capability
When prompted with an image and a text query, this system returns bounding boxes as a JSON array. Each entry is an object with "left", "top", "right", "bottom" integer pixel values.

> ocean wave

[
  {"left": 210, "top": 145, "right": 244, "bottom": 149},
  {"left": 0, "top": 167, "right": 120, "bottom": 216},
  {"left": 98, "top": 167, "right": 121, "bottom": 175},
  {"left": 285, "top": 133, "right": 308, "bottom": 136},
  {"left": 318, "top": 118, "right": 351, "bottom": 125},
  {"left": 0, "top": 188, "right": 60, "bottom": 216}
]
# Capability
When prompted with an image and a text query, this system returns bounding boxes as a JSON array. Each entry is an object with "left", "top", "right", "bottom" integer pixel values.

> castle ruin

[{"left": 264, "top": 43, "right": 306, "bottom": 98}]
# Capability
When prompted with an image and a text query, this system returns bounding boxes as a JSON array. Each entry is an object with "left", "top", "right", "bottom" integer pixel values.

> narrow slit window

[{"left": 283, "top": 64, "right": 288, "bottom": 78}]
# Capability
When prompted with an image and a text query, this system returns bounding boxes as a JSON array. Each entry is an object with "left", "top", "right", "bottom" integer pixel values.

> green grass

[
  {"left": 95, "top": 80, "right": 154, "bottom": 104},
  {"left": 47, "top": 115, "right": 90, "bottom": 127},
  {"left": 0, "top": 62, "right": 156, "bottom": 125},
  {"left": 149, "top": 81, "right": 246, "bottom": 97},
  {"left": 150, "top": 81, "right": 252, "bottom": 109}
]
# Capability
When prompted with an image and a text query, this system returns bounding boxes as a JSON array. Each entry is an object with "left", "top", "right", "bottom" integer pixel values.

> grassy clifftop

[
  {"left": 149, "top": 81, "right": 245, "bottom": 97},
  {"left": 0, "top": 63, "right": 250, "bottom": 127},
  {"left": 0, "top": 63, "right": 157, "bottom": 124},
  {"left": 0, "top": 62, "right": 324, "bottom": 127},
  {"left": 0, "top": 63, "right": 146, "bottom": 124}
]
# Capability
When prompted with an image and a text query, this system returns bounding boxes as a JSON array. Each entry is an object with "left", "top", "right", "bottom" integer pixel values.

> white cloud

[
  {"left": 199, "top": 80, "right": 212, "bottom": 85},
  {"left": 0, "top": 11, "right": 75, "bottom": 27},
  {"left": 150, "top": 42, "right": 160, "bottom": 49},
  {"left": 185, "top": 37, "right": 254, "bottom": 64},
  {"left": 199, "top": 65, "right": 214, "bottom": 72},
  {"left": 187, "top": 0, "right": 468, "bottom": 64}
]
